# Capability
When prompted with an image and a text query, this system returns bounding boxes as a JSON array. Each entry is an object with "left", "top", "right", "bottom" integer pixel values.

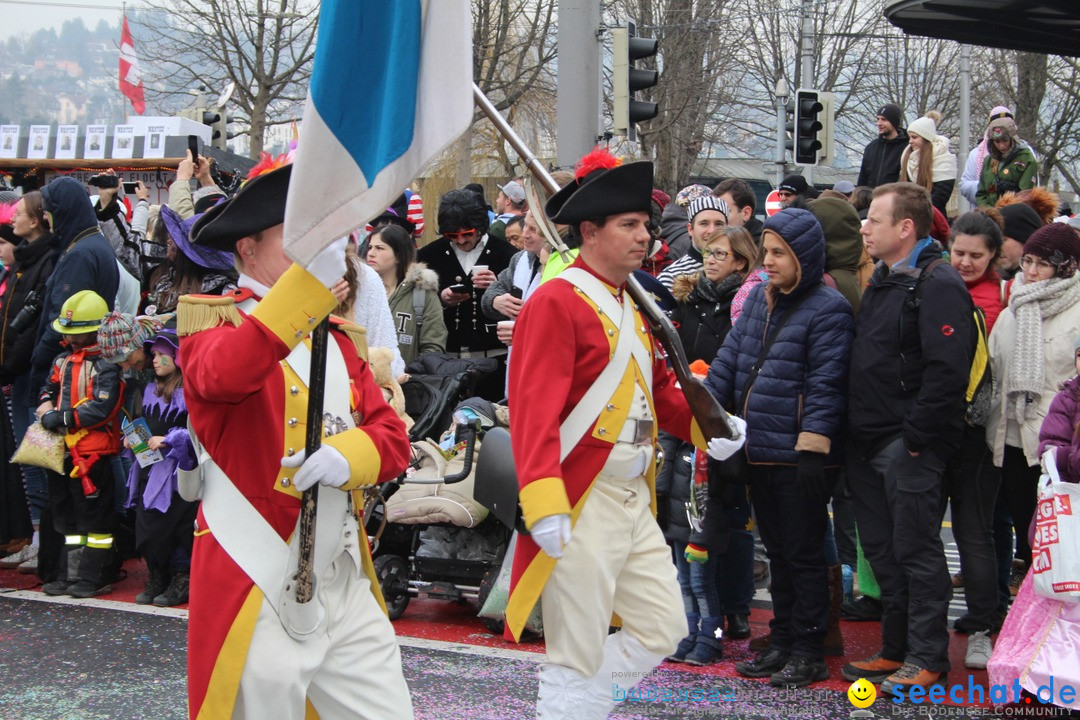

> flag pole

[{"left": 471, "top": 83, "right": 736, "bottom": 441}]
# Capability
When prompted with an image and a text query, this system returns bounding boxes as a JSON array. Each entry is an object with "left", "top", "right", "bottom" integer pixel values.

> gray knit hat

[{"left": 97, "top": 312, "right": 164, "bottom": 363}]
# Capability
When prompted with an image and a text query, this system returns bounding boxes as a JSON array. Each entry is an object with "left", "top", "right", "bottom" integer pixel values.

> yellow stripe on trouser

[
  {"left": 86, "top": 534, "right": 113, "bottom": 549},
  {"left": 65, "top": 535, "right": 86, "bottom": 546}
]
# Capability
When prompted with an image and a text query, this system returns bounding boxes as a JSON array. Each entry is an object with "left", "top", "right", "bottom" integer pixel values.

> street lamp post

[{"left": 775, "top": 77, "right": 789, "bottom": 189}]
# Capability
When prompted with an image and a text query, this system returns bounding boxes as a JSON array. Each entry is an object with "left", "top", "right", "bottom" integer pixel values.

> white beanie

[{"left": 907, "top": 111, "right": 941, "bottom": 143}]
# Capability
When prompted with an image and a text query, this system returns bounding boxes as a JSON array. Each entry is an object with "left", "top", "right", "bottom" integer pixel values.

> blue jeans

[
  {"left": 672, "top": 543, "right": 720, "bottom": 619},
  {"left": 10, "top": 373, "right": 48, "bottom": 526}
]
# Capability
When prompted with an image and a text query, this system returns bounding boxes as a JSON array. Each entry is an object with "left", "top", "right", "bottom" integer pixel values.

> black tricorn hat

[
  {"left": 190, "top": 164, "right": 292, "bottom": 251},
  {"left": 546, "top": 151, "right": 654, "bottom": 224}
]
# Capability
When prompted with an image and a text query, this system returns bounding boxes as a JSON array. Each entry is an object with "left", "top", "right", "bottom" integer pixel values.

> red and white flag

[{"left": 119, "top": 15, "right": 145, "bottom": 115}]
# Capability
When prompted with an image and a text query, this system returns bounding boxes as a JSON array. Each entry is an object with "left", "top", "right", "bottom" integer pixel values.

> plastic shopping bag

[
  {"left": 1031, "top": 448, "right": 1080, "bottom": 602},
  {"left": 478, "top": 531, "right": 543, "bottom": 635}
]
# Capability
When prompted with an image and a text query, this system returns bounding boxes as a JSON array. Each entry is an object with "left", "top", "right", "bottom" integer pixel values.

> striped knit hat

[
  {"left": 97, "top": 312, "right": 165, "bottom": 363},
  {"left": 687, "top": 195, "right": 729, "bottom": 224}
]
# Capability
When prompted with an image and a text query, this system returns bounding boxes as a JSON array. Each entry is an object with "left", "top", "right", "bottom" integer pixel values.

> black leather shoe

[
  {"left": 726, "top": 614, "right": 751, "bottom": 639},
  {"left": 840, "top": 595, "right": 883, "bottom": 621},
  {"left": 735, "top": 647, "right": 790, "bottom": 678},
  {"left": 770, "top": 656, "right": 829, "bottom": 687}
]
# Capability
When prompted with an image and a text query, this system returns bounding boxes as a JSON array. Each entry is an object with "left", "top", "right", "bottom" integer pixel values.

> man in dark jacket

[
  {"left": 30, "top": 177, "right": 120, "bottom": 393},
  {"left": 856, "top": 103, "right": 910, "bottom": 188},
  {"left": 843, "top": 182, "right": 973, "bottom": 696},
  {"left": 417, "top": 188, "right": 515, "bottom": 400},
  {"left": 706, "top": 208, "right": 854, "bottom": 688}
]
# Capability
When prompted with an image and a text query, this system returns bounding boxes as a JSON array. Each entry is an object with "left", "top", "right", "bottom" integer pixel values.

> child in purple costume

[{"left": 125, "top": 325, "right": 198, "bottom": 606}]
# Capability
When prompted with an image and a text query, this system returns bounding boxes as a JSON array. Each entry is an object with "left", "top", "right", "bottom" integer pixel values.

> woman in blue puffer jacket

[{"left": 705, "top": 207, "right": 854, "bottom": 688}]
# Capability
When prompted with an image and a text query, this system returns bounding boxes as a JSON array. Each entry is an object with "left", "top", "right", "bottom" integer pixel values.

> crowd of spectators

[{"left": 2, "top": 99, "right": 1080, "bottom": 712}]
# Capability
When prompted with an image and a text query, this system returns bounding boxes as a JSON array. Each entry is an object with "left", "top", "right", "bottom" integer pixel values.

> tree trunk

[
  {"left": 248, "top": 94, "right": 269, "bottom": 158},
  {"left": 456, "top": 125, "right": 474, "bottom": 189}
]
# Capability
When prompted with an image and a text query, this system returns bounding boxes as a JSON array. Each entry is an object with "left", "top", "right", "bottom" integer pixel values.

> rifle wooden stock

[
  {"left": 625, "top": 277, "right": 735, "bottom": 441},
  {"left": 472, "top": 82, "right": 735, "bottom": 442}
]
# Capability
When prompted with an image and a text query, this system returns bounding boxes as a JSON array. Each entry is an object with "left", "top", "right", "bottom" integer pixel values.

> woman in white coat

[{"left": 986, "top": 223, "right": 1080, "bottom": 588}]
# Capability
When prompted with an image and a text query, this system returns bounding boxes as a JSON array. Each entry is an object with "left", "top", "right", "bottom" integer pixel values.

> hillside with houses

[{"left": 0, "top": 18, "right": 128, "bottom": 128}]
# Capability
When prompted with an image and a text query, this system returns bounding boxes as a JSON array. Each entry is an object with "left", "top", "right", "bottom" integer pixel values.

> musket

[
  {"left": 294, "top": 317, "right": 330, "bottom": 603},
  {"left": 472, "top": 84, "right": 737, "bottom": 441}
]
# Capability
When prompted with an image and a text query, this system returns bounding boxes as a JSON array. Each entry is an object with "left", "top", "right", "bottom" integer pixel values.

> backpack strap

[
  {"left": 898, "top": 256, "right": 948, "bottom": 351},
  {"left": 411, "top": 285, "right": 426, "bottom": 352},
  {"left": 412, "top": 286, "right": 426, "bottom": 331}
]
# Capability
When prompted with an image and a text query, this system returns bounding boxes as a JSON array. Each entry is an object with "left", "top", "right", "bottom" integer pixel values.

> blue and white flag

[{"left": 283, "top": 1, "right": 472, "bottom": 264}]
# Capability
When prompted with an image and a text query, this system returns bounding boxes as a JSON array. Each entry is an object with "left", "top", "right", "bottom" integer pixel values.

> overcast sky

[{"left": 2, "top": 0, "right": 124, "bottom": 41}]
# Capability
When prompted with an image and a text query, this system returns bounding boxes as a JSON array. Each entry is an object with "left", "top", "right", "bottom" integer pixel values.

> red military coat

[
  {"left": 504, "top": 258, "right": 706, "bottom": 641},
  {"left": 179, "top": 265, "right": 410, "bottom": 720}
]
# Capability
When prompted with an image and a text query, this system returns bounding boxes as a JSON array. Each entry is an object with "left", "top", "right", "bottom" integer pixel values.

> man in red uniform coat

[
  {"left": 504, "top": 149, "right": 746, "bottom": 719},
  {"left": 180, "top": 161, "right": 414, "bottom": 720}
]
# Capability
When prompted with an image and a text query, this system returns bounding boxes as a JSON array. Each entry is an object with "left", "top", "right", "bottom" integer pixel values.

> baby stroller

[
  {"left": 401, "top": 353, "right": 499, "bottom": 442},
  {"left": 366, "top": 397, "right": 520, "bottom": 632}
]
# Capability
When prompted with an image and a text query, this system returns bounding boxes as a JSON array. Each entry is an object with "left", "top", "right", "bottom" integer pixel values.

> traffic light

[
  {"left": 784, "top": 102, "right": 796, "bottom": 158},
  {"left": 793, "top": 89, "right": 823, "bottom": 166},
  {"left": 202, "top": 107, "right": 230, "bottom": 150},
  {"left": 612, "top": 20, "right": 659, "bottom": 142}
]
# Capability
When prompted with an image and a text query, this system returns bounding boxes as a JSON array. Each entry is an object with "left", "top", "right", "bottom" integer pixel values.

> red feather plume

[
  {"left": 246, "top": 151, "right": 293, "bottom": 181},
  {"left": 575, "top": 146, "right": 621, "bottom": 180}
]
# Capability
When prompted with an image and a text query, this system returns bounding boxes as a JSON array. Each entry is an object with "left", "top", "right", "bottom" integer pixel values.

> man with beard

[{"left": 857, "top": 103, "right": 910, "bottom": 189}]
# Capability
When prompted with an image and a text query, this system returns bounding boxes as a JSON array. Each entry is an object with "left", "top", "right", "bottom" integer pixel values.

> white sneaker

[
  {"left": 965, "top": 629, "right": 992, "bottom": 669},
  {"left": 0, "top": 543, "right": 37, "bottom": 569},
  {"left": 17, "top": 545, "right": 39, "bottom": 574}
]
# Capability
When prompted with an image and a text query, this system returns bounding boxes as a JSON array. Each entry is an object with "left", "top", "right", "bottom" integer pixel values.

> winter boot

[
  {"left": 68, "top": 541, "right": 114, "bottom": 599},
  {"left": 154, "top": 570, "right": 190, "bottom": 607},
  {"left": 684, "top": 617, "right": 724, "bottom": 666},
  {"left": 666, "top": 634, "right": 698, "bottom": 663},
  {"left": 726, "top": 613, "right": 751, "bottom": 639},
  {"left": 666, "top": 612, "right": 699, "bottom": 662},
  {"left": 824, "top": 564, "right": 844, "bottom": 656},
  {"left": 42, "top": 545, "right": 82, "bottom": 596},
  {"left": 136, "top": 565, "right": 170, "bottom": 605}
]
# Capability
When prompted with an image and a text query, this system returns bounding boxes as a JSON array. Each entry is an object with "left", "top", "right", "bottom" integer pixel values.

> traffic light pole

[
  {"left": 556, "top": 0, "right": 602, "bottom": 166},
  {"left": 799, "top": 0, "right": 815, "bottom": 184}
]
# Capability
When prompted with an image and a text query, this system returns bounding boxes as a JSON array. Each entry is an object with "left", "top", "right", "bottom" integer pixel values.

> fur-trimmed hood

[
  {"left": 402, "top": 262, "right": 440, "bottom": 292},
  {"left": 997, "top": 186, "right": 1059, "bottom": 225},
  {"left": 671, "top": 273, "right": 699, "bottom": 303}
]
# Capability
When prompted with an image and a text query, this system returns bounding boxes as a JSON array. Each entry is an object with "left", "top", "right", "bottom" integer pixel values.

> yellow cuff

[
  {"left": 519, "top": 476, "right": 571, "bottom": 529},
  {"left": 324, "top": 429, "right": 382, "bottom": 490},
  {"left": 795, "top": 432, "right": 831, "bottom": 455},
  {"left": 251, "top": 264, "right": 337, "bottom": 350},
  {"left": 690, "top": 419, "right": 708, "bottom": 451}
]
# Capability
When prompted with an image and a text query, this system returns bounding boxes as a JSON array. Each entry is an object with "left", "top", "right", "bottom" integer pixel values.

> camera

[
  {"left": 10, "top": 290, "right": 42, "bottom": 334},
  {"left": 87, "top": 174, "right": 120, "bottom": 189}
]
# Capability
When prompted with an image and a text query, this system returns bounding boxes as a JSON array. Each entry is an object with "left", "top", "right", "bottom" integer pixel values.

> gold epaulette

[
  {"left": 177, "top": 294, "right": 244, "bottom": 337},
  {"left": 330, "top": 317, "right": 368, "bottom": 361}
]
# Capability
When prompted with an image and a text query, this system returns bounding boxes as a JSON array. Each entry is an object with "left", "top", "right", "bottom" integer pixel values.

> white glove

[
  {"left": 281, "top": 445, "right": 350, "bottom": 492},
  {"left": 707, "top": 416, "right": 747, "bottom": 461},
  {"left": 530, "top": 514, "right": 572, "bottom": 559},
  {"left": 304, "top": 236, "right": 350, "bottom": 289}
]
